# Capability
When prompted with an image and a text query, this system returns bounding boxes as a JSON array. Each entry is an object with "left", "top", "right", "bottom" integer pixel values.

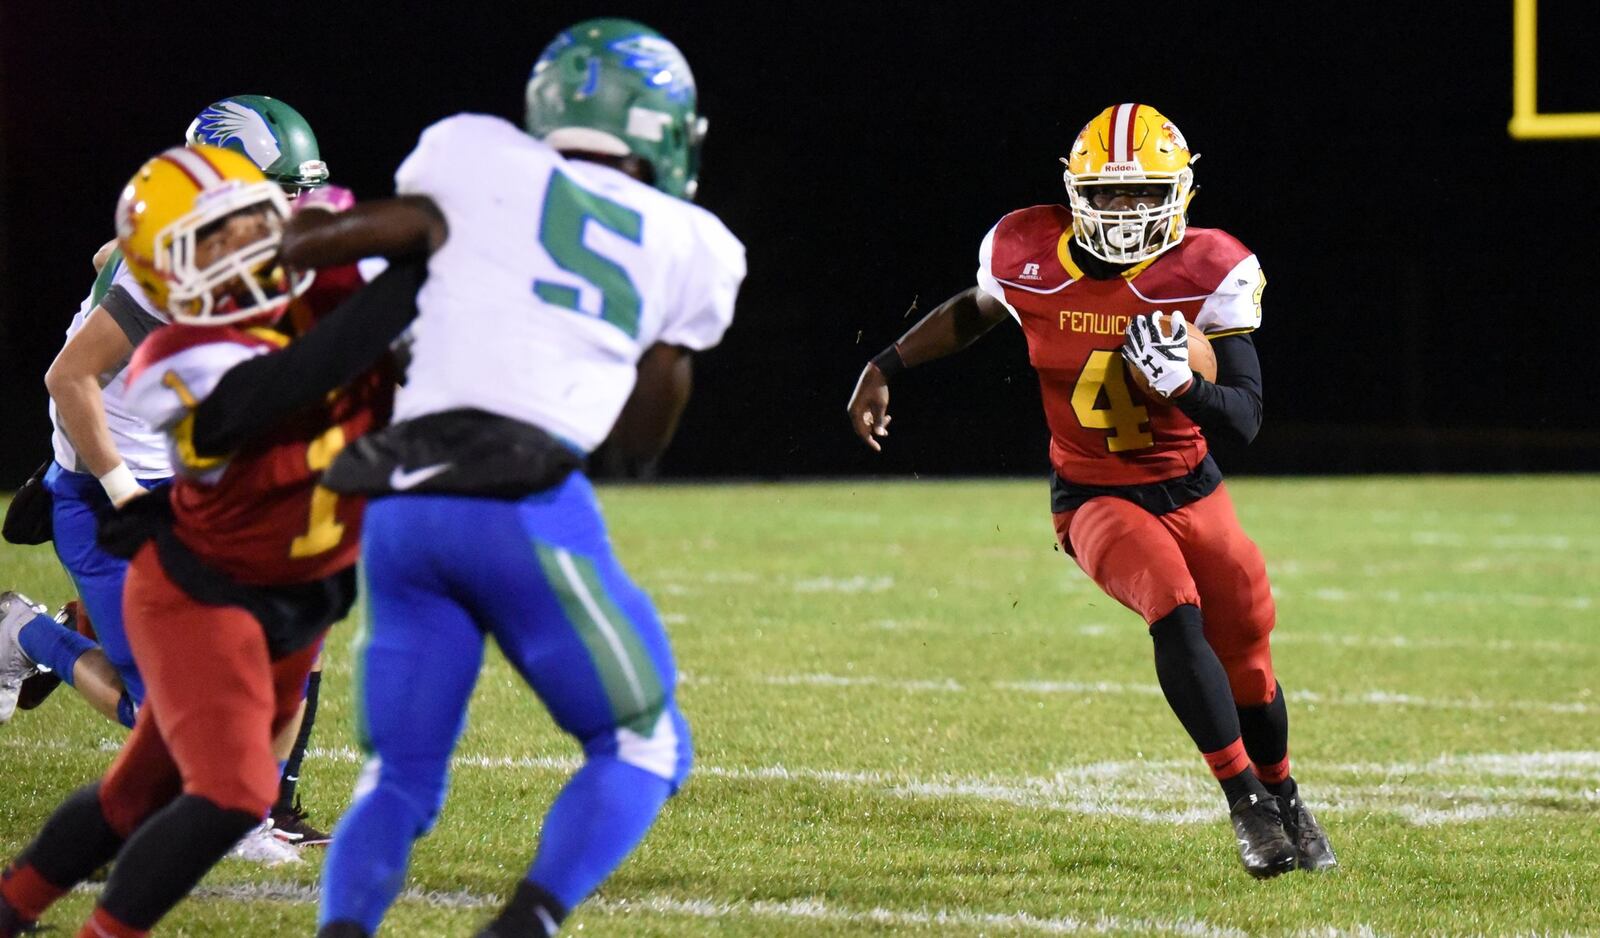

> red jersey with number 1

[
  {"left": 123, "top": 264, "right": 390, "bottom": 585},
  {"left": 976, "top": 205, "right": 1265, "bottom": 487}
]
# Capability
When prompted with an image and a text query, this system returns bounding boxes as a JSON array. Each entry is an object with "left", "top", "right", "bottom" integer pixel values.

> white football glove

[{"left": 1121, "top": 311, "right": 1192, "bottom": 398}]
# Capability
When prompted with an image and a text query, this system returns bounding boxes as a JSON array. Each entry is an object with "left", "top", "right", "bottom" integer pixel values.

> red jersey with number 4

[
  {"left": 124, "top": 264, "right": 390, "bottom": 585},
  {"left": 976, "top": 204, "right": 1265, "bottom": 487}
]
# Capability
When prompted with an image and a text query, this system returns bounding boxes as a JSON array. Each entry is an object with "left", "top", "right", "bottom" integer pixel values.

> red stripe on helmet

[
  {"left": 157, "top": 154, "right": 207, "bottom": 191},
  {"left": 1121, "top": 103, "right": 1140, "bottom": 162},
  {"left": 186, "top": 146, "right": 227, "bottom": 181},
  {"left": 162, "top": 147, "right": 226, "bottom": 188}
]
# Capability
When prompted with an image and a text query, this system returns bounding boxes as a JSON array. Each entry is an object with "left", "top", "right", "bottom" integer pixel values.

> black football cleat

[
  {"left": 1280, "top": 792, "right": 1338, "bottom": 871},
  {"left": 1229, "top": 793, "right": 1298, "bottom": 879},
  {"left": 270, "top": 797, "right": 331, "bottom": 847}
]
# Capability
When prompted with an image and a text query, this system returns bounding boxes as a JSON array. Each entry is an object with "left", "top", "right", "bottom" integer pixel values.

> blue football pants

[
  {"left": 319, "top": 473, "right": 691, "bottom": 932},
  {"left": 43, "top": 462, "right": 165, "bottom": 712}
]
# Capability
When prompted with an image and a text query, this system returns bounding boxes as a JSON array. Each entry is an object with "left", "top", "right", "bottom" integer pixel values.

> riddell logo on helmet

[
  {"left": 1100, "top": 161, "right": 1142, "bottom": 173},
  {"left": 194, "top": 180, "right": 248, "bottom": 206}
]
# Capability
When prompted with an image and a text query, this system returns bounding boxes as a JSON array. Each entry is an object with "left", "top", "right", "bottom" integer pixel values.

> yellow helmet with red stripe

[
  {"left": 114, "top": 145, "right": 305, "bottom": 325},
  {"left": 1061, "top": 103, "right": 1196, "bottom": 264}
]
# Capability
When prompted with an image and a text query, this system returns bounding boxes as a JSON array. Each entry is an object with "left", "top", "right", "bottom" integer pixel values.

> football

[{"left": 1128, "top": 325, "right": 1217, "bottom": 403}]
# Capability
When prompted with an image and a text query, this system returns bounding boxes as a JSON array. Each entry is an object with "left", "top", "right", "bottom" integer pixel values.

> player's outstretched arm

[
  {"left": 189, "top": 259, "right": 427, "bottom": 457},
  {"left": 846, "top": 286, "right": 1010, "bottom": 451},
  {"left": 279, "top": 196, "right": 447, "bottom": 270}
]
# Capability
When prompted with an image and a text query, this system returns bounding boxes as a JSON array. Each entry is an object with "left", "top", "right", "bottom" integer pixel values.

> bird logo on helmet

[
  {"left": 115, "top": 145, "right": 310, "bottom": 326},
  {"left": 1061, "top": 103, "right": 1198, "bottom": 265},
  {"left": 186, "top": 94, "right": 330, "bottom": 197},
  {"left": 524, "top": 18, "right": 707, "bottom": 201}
]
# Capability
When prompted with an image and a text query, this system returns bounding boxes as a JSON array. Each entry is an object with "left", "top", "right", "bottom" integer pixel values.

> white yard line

[
  {"left": 7, "top": 735, "right": 1595, "bottom": 830},
  {"left": 12, "top": 733, "right": 1593, "bottom": 830},
  {"left": 758, "top": 672, "right": 1598, "bottom": 715},
  {"left": 81, "top": 881, "right": 1595, "bottom": 937},
  {"left": 765, "top": 672, "right": 968, "bottom": 692},
  {"left": 792, "top": 575, "right": 896, "bottom": 593},
  {"left": 591, "top": 894, "right": 1253, "bottom": 936},
  {"left": 192, "top": 880, "right": 497, "bottom": 909},
  {"left": 1268, "top": 632, "right": 1589, "bottom": 655},
  {"left": 295, "top": 743, "right": 1600, "bottom": 828},
  {"left": 1410, "top": 531, "right": 1591, "bottom": 551},
  {"left": 82, "top": 881, "right": 1256, "bottom": 936},
  {"left": 1280, "top": 584, "right": 1595, "bottom": 612},
  {"left": 1062, "top": 624, "right": 1588, "bottom": 656}
]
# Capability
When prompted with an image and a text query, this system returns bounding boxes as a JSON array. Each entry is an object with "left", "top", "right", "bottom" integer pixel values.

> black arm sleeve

[
  {"left": 1172, "top": 333, "right": 1264, "bottom": 446},
  {"left": 190, "top": 257, "right": 426, "bottom": 457}
]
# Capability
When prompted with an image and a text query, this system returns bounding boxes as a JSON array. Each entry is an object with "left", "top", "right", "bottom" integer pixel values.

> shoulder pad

[
  {"left": 988, "top": 204, "right": 1073, "bottom": 287},
  {"left": 1167, "top": 229, "right": 1263, "bottom": 335},
  {"left": 397, "top": 113, "right": 537, "bottom": 196},
  {"left": 656, "top": 208, "right": 747, "bottom": 352},
  {"left": 123, "top": 325, "right": 274, "bottom": 434},
  {"left": 1165, "top": 228, "right": 1254, "bottom": 293},
  {"left": 126, "top": 324, "right": 278, "bottom": 387}
]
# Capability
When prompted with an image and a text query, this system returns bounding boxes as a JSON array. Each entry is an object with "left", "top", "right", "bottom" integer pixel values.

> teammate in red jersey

[
  {"left": 0, "top": 146, "right": 420, "bottom": 937},
  {"left": 847, "top": 103, "right": 1336, "bottom": 879}
]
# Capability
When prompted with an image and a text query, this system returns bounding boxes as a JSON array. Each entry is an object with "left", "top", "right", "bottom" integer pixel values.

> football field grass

[{"left": 1, "top": 476, "right": 1596, "bottom": 936}]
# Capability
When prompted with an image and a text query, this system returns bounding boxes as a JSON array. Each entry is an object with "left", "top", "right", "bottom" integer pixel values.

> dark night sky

[{"left": 2, "top": 1, "right": 1597, "bottom": 485}]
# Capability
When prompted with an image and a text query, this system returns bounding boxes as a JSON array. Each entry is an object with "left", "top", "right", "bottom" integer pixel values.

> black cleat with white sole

[
  {"left": 271, "top": 797, "right": 332, "bottom": 847},
  {"left": 1230, "top": 792, "right": 1298, "bottom": 879},
  {"left": 1280, "top": 791, "right": 1338, "bottom": 871}
]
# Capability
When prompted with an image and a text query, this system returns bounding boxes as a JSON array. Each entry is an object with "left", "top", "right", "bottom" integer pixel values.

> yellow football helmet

[
  {"left": 1061, "top": 103, "right": 1197, "bottom": 264},
  {"left": 114, "top": 144, "right": 305, "bottom": 326}
]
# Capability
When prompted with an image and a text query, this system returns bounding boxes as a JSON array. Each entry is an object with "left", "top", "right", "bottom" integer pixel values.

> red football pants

[
  {"left": 1053, "top": 483, "right": 1277, "bottom": 706},
  {"left": 97, "top": 543, "right": 321, "bottom": 835}
]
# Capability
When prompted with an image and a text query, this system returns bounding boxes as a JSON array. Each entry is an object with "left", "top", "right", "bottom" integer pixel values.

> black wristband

[{"left": 870, "top": 344, "right": 907, "bottom": 380}]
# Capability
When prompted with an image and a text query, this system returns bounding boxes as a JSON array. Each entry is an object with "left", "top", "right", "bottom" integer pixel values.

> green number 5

[{"left": 533, "top": 170, "right": 644, "bottom": 338}]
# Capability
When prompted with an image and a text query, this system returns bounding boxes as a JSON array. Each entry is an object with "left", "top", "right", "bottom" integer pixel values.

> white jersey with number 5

[{"left": 392, "top": 113, "right": 746, "bottom": 452}]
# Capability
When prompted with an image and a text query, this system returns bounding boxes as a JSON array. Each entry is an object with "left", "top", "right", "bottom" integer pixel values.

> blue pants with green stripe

[{"left": 319, "top": 473, "right": 691, "bottom": 933}]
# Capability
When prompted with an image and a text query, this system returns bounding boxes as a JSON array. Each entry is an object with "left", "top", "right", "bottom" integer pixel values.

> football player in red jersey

[
  {"left": 847, "top": 103, "right": 1335, "bottom": 879},
  {"left": 0, "top": 145, "right": 421, "bottom": 937},
  {"left": 0, "top": 94, "right": 344, "bottom": 850}
]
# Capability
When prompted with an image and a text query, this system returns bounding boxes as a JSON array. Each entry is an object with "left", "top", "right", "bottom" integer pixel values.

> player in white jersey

[
  {"left": 286, "top": 19, "right": 744, "bottom": 938},
  {"left": 0, "top": 94, "right": 340, "bottom": 852},
  {"left": 0, "top": 253, "right": 171, "bottom": 727}
]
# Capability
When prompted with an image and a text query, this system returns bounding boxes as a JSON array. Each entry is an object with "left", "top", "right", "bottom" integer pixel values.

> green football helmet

[
  {"left": 185, "top": 94, "right": 329, "bottom": 196},
  {"left": 525, "top": 18, "right": 707, "bottom": 201}
]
